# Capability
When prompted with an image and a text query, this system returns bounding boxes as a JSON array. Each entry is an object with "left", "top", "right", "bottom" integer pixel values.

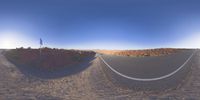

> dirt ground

[
  {"left": 95, "top": 48, "right": 181, "bottom": 57},
  {"left": 0, "top": 50, "right": 200, "bottom": 100}
]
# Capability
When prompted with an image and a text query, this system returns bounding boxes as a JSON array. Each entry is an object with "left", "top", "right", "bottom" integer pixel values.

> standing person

[{"left": 40, "top": 38, "right": 43, "bottom": 56}]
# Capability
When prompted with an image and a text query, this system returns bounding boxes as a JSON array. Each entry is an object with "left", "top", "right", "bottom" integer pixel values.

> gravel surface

[{"left": 0, "top": 50, "right": 200, "bottom": 100}]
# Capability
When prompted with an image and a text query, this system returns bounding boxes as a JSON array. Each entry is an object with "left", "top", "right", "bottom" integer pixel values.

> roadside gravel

[{"left": 0, "top": 50, "right": 200, "bottom": 100}]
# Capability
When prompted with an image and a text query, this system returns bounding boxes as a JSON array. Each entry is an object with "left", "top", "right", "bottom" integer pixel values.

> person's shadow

[{"left": 8, "top": 56, "right": 95, "bottom": 79}]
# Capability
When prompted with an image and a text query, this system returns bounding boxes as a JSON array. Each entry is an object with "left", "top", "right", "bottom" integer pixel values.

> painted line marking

[{"left": 99, "top": 50, "right": 196, "bottom": 81}]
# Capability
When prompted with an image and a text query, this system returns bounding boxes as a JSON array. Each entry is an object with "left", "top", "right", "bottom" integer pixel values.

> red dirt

[
  {"left": 5, "top": 48, "right": 95, "bottom": 70},
  {"left": 96, "top": 48, "right": 184, "bottom": 57}
]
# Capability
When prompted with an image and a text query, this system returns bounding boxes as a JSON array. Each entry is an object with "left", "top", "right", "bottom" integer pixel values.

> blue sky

[{"left": 0, "top": 0, "right": 200, "bottom": 49}]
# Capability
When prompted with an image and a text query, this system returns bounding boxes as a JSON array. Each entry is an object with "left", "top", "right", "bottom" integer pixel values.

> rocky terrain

[
  {"left": 4, "top": 48, "right": 95, "bottom": 70},
  {"left": 0, "top": 49, "right": 199, "bottom": 100},
  {"left": 96, "top": 48, "right": 184, "bottom": 57}
]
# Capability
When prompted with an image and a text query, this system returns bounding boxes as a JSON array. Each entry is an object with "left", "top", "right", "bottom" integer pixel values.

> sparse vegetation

[
  {"left": 4, "top": 47, "right": 95, "bottom": 70},
  {"left": 96, "top": 48, "right": 185, "bottom": 57}
]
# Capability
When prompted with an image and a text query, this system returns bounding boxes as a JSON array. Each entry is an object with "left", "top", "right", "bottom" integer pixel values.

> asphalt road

[
  {"left": 100, "top": 50, "right": 195, "bottom": 79},
  {"left": 0, "top": 49, "right": 200, "bottom": 98}
]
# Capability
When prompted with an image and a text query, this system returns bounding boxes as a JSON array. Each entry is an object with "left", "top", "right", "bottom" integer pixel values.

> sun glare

[
  {"left": 0, "top": 31, "right": 39, "bottom": 49},
  {"left": 1, "top": 36, "right": 14, "bottom": 48},
  {"left": 0, "top": 31, "right": 21, "bottom": 49}
]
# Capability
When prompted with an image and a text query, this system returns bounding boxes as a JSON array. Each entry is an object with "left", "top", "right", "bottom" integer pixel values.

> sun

[
  {"left": 0, "top": 31, "right": 39, "bottom": 49},
  {"left": 0, "top": 31, "right": 19, "bottom": 49},
  {"left": 1, "top": 36, "right": 15, "bottom": 48}
]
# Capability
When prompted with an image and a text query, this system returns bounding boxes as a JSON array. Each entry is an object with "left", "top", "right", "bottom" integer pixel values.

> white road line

[{"left": 99, "top": 50, "right": 196, "bottom": 81}]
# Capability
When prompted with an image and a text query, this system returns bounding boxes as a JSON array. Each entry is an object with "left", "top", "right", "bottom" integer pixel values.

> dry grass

[
  {"left": 96, "top": 48, "right": 185, "bottom": 57},
  {"left": 4, "top": 47, "right": 95, "bottom": 70}
]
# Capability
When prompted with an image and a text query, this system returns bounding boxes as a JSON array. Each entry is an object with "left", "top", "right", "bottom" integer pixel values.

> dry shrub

[
  {"left": 96, "top": 48, "right": 183, "bottom": 57},
  {"left": 5, "top": 48, "right": 95, "bottom": 70}
]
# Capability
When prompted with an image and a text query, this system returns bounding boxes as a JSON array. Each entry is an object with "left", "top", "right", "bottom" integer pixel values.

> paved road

[
  {"left": 100, "top": 50, "right": 195, "bottom": 79},
  {"left": 1, "top": 49, "right": 200, "bottom": 99}
]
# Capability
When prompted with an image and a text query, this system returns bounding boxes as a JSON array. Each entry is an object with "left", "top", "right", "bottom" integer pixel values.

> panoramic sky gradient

[{"left": 0, "top": 0, "right": 200, "bottom": 49}]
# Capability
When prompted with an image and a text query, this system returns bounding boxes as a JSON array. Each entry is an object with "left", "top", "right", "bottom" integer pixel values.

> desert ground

[
  {"left": 95, "top": 48, "right": 182, "bottom": 57},
  {"left": 0, "top": 49, "right": 200, "bottom": 100}
]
